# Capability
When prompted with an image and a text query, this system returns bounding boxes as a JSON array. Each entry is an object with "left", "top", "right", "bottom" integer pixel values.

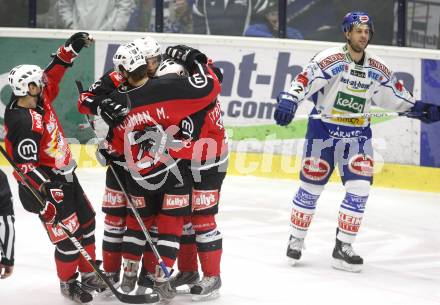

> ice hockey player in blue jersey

[{"left": 275, "top": 11, "right": 440, "bottom": 272}]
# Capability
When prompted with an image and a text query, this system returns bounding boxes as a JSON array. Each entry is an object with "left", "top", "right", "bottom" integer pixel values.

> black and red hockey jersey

[
  {"left": 4, "top": 49, "right": 78, "bottom": 190},
  {"left": 107, "top": 62, "right": 221, "bottom": 179},
  {"left": 77, "top": 69, "right": 125, "bottom": 115}
]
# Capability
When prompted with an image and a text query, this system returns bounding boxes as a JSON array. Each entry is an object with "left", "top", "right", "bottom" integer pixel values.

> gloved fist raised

[
  {"left": 411, "top": 101, "right": 440, "bottom": 124},
  {"left": 57, "top": 32, "right": 93, "bottom": 64},
  {"left": 40, "top": 181, "right": 65, "bottom": 225},
  {"left": 274, "top": 92, "right": 299, "bottom": 126},
  {"left": 65, "top": 32, "right": 93, "bottom": 55},
  {"left": 165, "top": 45, "right": 207, "bottom": 72},
  {"left": 98, "top": 97, "right": 128, "bottom": 127}
]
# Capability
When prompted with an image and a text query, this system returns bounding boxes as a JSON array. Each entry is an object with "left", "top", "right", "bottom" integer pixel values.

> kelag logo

[{"left": 334, "top": 92, "right": 366, "bottom": 113}]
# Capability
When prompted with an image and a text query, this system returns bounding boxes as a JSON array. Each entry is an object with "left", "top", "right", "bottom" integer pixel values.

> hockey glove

[
  {"left": 39, "top": 181, "right": 65, "bottom": 225},
  {"left": 165, "top": 45, "right": 208, "bottom": 72},
  {"left": 97, "top": 97, "right": 128, "bottom": 127},
  {"left": 411, "top": 101, "right": 440, "bottom": 124},
  {"left": 57, "top": 32, "right": 93, "bottom": 64},
  {"left": 274, "top": 92, "right": 299, "bottom": 126},
  {"left": 95, "top": 148, "right": 125, "bottom": 167},
  {"left": 65, "top": 32, "right": 93, "bottom": 55}
]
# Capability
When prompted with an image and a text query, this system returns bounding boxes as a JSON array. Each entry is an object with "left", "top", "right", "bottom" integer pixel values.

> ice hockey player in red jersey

[
  {"left": 94, "top": 43, "right": 222, "bottom": 302},
  {"left": 154, "top": 58, "right": 228, "bottom": 300},
  {"left": 3, "top": 32, "right": 106, "bottom": 303},
  {"left": 76, "top": 36, "right": 163, "bottom": 288}
]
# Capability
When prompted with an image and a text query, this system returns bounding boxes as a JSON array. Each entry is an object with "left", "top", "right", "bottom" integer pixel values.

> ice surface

[{"left": 1, "top": 167, "right": 439, "bottom": 305}]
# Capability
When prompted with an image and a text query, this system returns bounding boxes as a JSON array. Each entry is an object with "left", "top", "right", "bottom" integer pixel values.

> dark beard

[{"left": 348, "top": 39, "right": 365, "bottom": 53}]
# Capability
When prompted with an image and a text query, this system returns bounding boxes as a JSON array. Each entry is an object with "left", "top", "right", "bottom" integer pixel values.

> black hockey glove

[
  {"left": 165, "top": 45, "right": 208, "bottom": 72},
  {"left": 39, "top": 181, "right": 66, "bottom": 225},
  {"left": 95, "top": 148, "right": 126, "bottom": 167},
  {"left": 97, "top": 97, "right": 128, "bottom": 127},
  {"left": 411, "top": 101, "right": 440, "bottom": 124},
  {"left": 65, "top": 32, "right": 93, "bottom": 54}
]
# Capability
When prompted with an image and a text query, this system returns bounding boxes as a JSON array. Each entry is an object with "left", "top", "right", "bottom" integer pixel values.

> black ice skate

[
  {"left": 332, "top": 238, "right": 363, "bottom": 273},
  {"left": 60, "top": 273, "right": 93, "bottom": 304},
  {"left": 153, "top": 280, "right": 177, "bottom": 304},
  {"left": 81, "top": 271, "right": 108, "bottom": 292},
  {"left": 135, "top": 268, "right": 155, "bottom": 295},
  {"left": 120, "top": 259, "right": 139, "bottom": 293},
  {"left": 170, "top": 271, "right": 200, "bottom": 289},
  {"left": 190, "top": 275, "right": 221, "bottom": 301},
  {"left": 286, "top": 235, "right": 304, "bottom": 266}
]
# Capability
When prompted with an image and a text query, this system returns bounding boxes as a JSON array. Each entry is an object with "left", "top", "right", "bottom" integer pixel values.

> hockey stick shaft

[
  {"left": 0, "top": 146, "right": 158, "bottom": 304},
  {"left": 295, "top": 111, "right": 424, "bottom": 120},
  {"left": 75, "top": 80, "right": 171, "bottom": 278}
]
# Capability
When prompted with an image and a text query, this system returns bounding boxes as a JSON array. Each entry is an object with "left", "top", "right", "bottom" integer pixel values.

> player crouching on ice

[
  {"left": 274, "top": 11, "right": 440, "bottom": 272},
  {"left": 4, "top": 33, "right": 107, "bottom": 303}
]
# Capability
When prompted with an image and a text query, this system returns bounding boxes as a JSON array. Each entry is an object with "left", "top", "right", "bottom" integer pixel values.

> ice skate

[
  {"left": 120, "top": 259, "right": 139, "bottom": 293},
  {"left": 81, "top": 271, "right": 108, "bottom": 292},
  {"left": 286, "top": 235, "right": 304, "bottom": 266},
  {"left": 135, "top": 268, "right": 155, "bottom": 295},
  {"left": 153, "top": 280, "right": 176, "bottom": 304},
  {"left": 332, "top": 239, "right": 363, "bottom": 273},
  {"left": 170, "top": 271, "right": 200, "bottom": 289},
  {"left": 60, "top": 273, "right": 93, "bottom": 304},
  {"left": 190, "top": 275, "right": 221, "bottom": 301}
]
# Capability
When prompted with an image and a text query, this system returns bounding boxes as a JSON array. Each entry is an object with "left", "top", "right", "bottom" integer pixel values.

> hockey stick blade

[{"left": 0, "top": 146, "right": 159, "bottom": 304}]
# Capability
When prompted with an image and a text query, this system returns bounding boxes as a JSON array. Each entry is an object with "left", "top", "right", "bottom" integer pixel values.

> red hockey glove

[
  {"left": 57, "top": 32, "right": 93, "bottom": 64},
  {"left": 39, "top": 182, "right": 65, "bottom": 225}
]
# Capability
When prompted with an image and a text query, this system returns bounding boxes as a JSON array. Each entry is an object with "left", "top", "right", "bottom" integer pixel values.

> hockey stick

[
  {"left": 0, "top": 145, "right": 159, "bottom": 304},
  {"left": 75, "top": 80, "right": 172, "bottom": 278},
  {"left": 295, "top": 111, "right": 424, "bottom": 120}
]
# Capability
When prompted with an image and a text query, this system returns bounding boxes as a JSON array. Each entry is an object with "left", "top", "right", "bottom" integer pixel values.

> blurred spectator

[
  {"left": 0, "top": 0, "right": 50, "bottom": 27},
  {"left": 58, "top": 0, "right": 135, "bottom": 31},
  {"left": 147, "top": 0, "right": 193, "bottom": 33},
  {"left": 192, "top": 0, "right": 268, "bottom": 36},
  {"left": 245, "top": 0, "right": 303, "bottom": 39},
  {"left": 288, "top": 0, "right": 393, "bottom": 45}
]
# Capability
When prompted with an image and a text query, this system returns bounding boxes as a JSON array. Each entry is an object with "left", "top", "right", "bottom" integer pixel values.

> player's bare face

[
  {"left": 146, "top": 56, "right": 161, "bottom": 77},
  {"left": 347, "top": 24, "right": 370, "bottom": 53}
]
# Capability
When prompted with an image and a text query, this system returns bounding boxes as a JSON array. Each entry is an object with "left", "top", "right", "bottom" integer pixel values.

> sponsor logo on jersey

[
  {"left": 129, "top": 195, "right": 146, "bottom": 208},
  {"left": 290, "top": 208, "right": 313, "bottom": 229},
  {"left": 29, "top": 110, "right": 43, "bottom": 134},
  {"left": 296, "top": 72, "right": 309, "bottom": 86},
  {"left": 368, "top": 58, "right": 391, "bottom": 78},
  {"left": 163, "top": 194, "right": 190, "bottom": 210},
  {"left": 301, "top": 157, "right": 330, "bottom": 181},
  {"left": 331, "top": 64, "right": 346, "bottom": 75},
  {"left": 46, "top": 212, "right": 80, "bottom": 243},
  {"left": 103, "top": 187, "right": 127, "bottom": 208},
  {"left": 338, "top": 212, "right": 362, "bottom": 233},
  {"left": 348, "top": 154, "right": 374, "bottom": 177},
  {"left": 350, "top": 69, "right": 366, "bottom": 78},
  {"left": 50, "top": 189, "right": 64, "bottom": 203},
  {"left": 17, "top": 138, "right": 38, "bottom": 161},
  {"left": 318, "top": 53, "right": 345, "bottom": 70},
  {"left": 334, "top": 92, "right": 366, "bottom": 113},
  {"left": 340, "top": 77, "right": 370, "bottom": 93},
  {"left": 193, "top": 190, "right": 219, "bottom": 211}
]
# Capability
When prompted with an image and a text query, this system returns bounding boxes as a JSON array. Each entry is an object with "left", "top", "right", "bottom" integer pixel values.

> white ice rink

[{"left": 0, "top": 167, "right": 439, "bottom": 305}]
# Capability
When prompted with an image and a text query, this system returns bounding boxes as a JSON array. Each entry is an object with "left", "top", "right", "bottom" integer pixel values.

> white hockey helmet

[
  {"left": 112, "top": 42, "right": 146, "bottom": 73},
  {"left": 133, "top": 36, "right": 161, "bottom": 59},
  {"left": 8, "top": 64, "right": 44, "bottom": 96},
  {"left": 155, "top": 58, "right": 188, "bottom": 77}
]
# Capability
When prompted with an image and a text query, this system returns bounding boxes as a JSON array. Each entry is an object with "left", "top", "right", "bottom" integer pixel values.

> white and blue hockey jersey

[{"left": 287, "top": 45, "right": 415, "bottom": 136}]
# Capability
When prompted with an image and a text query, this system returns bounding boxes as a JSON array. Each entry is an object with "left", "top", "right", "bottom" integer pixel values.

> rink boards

[{"left": 0, "top": 29, "right": 439, "bottom": 192}]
